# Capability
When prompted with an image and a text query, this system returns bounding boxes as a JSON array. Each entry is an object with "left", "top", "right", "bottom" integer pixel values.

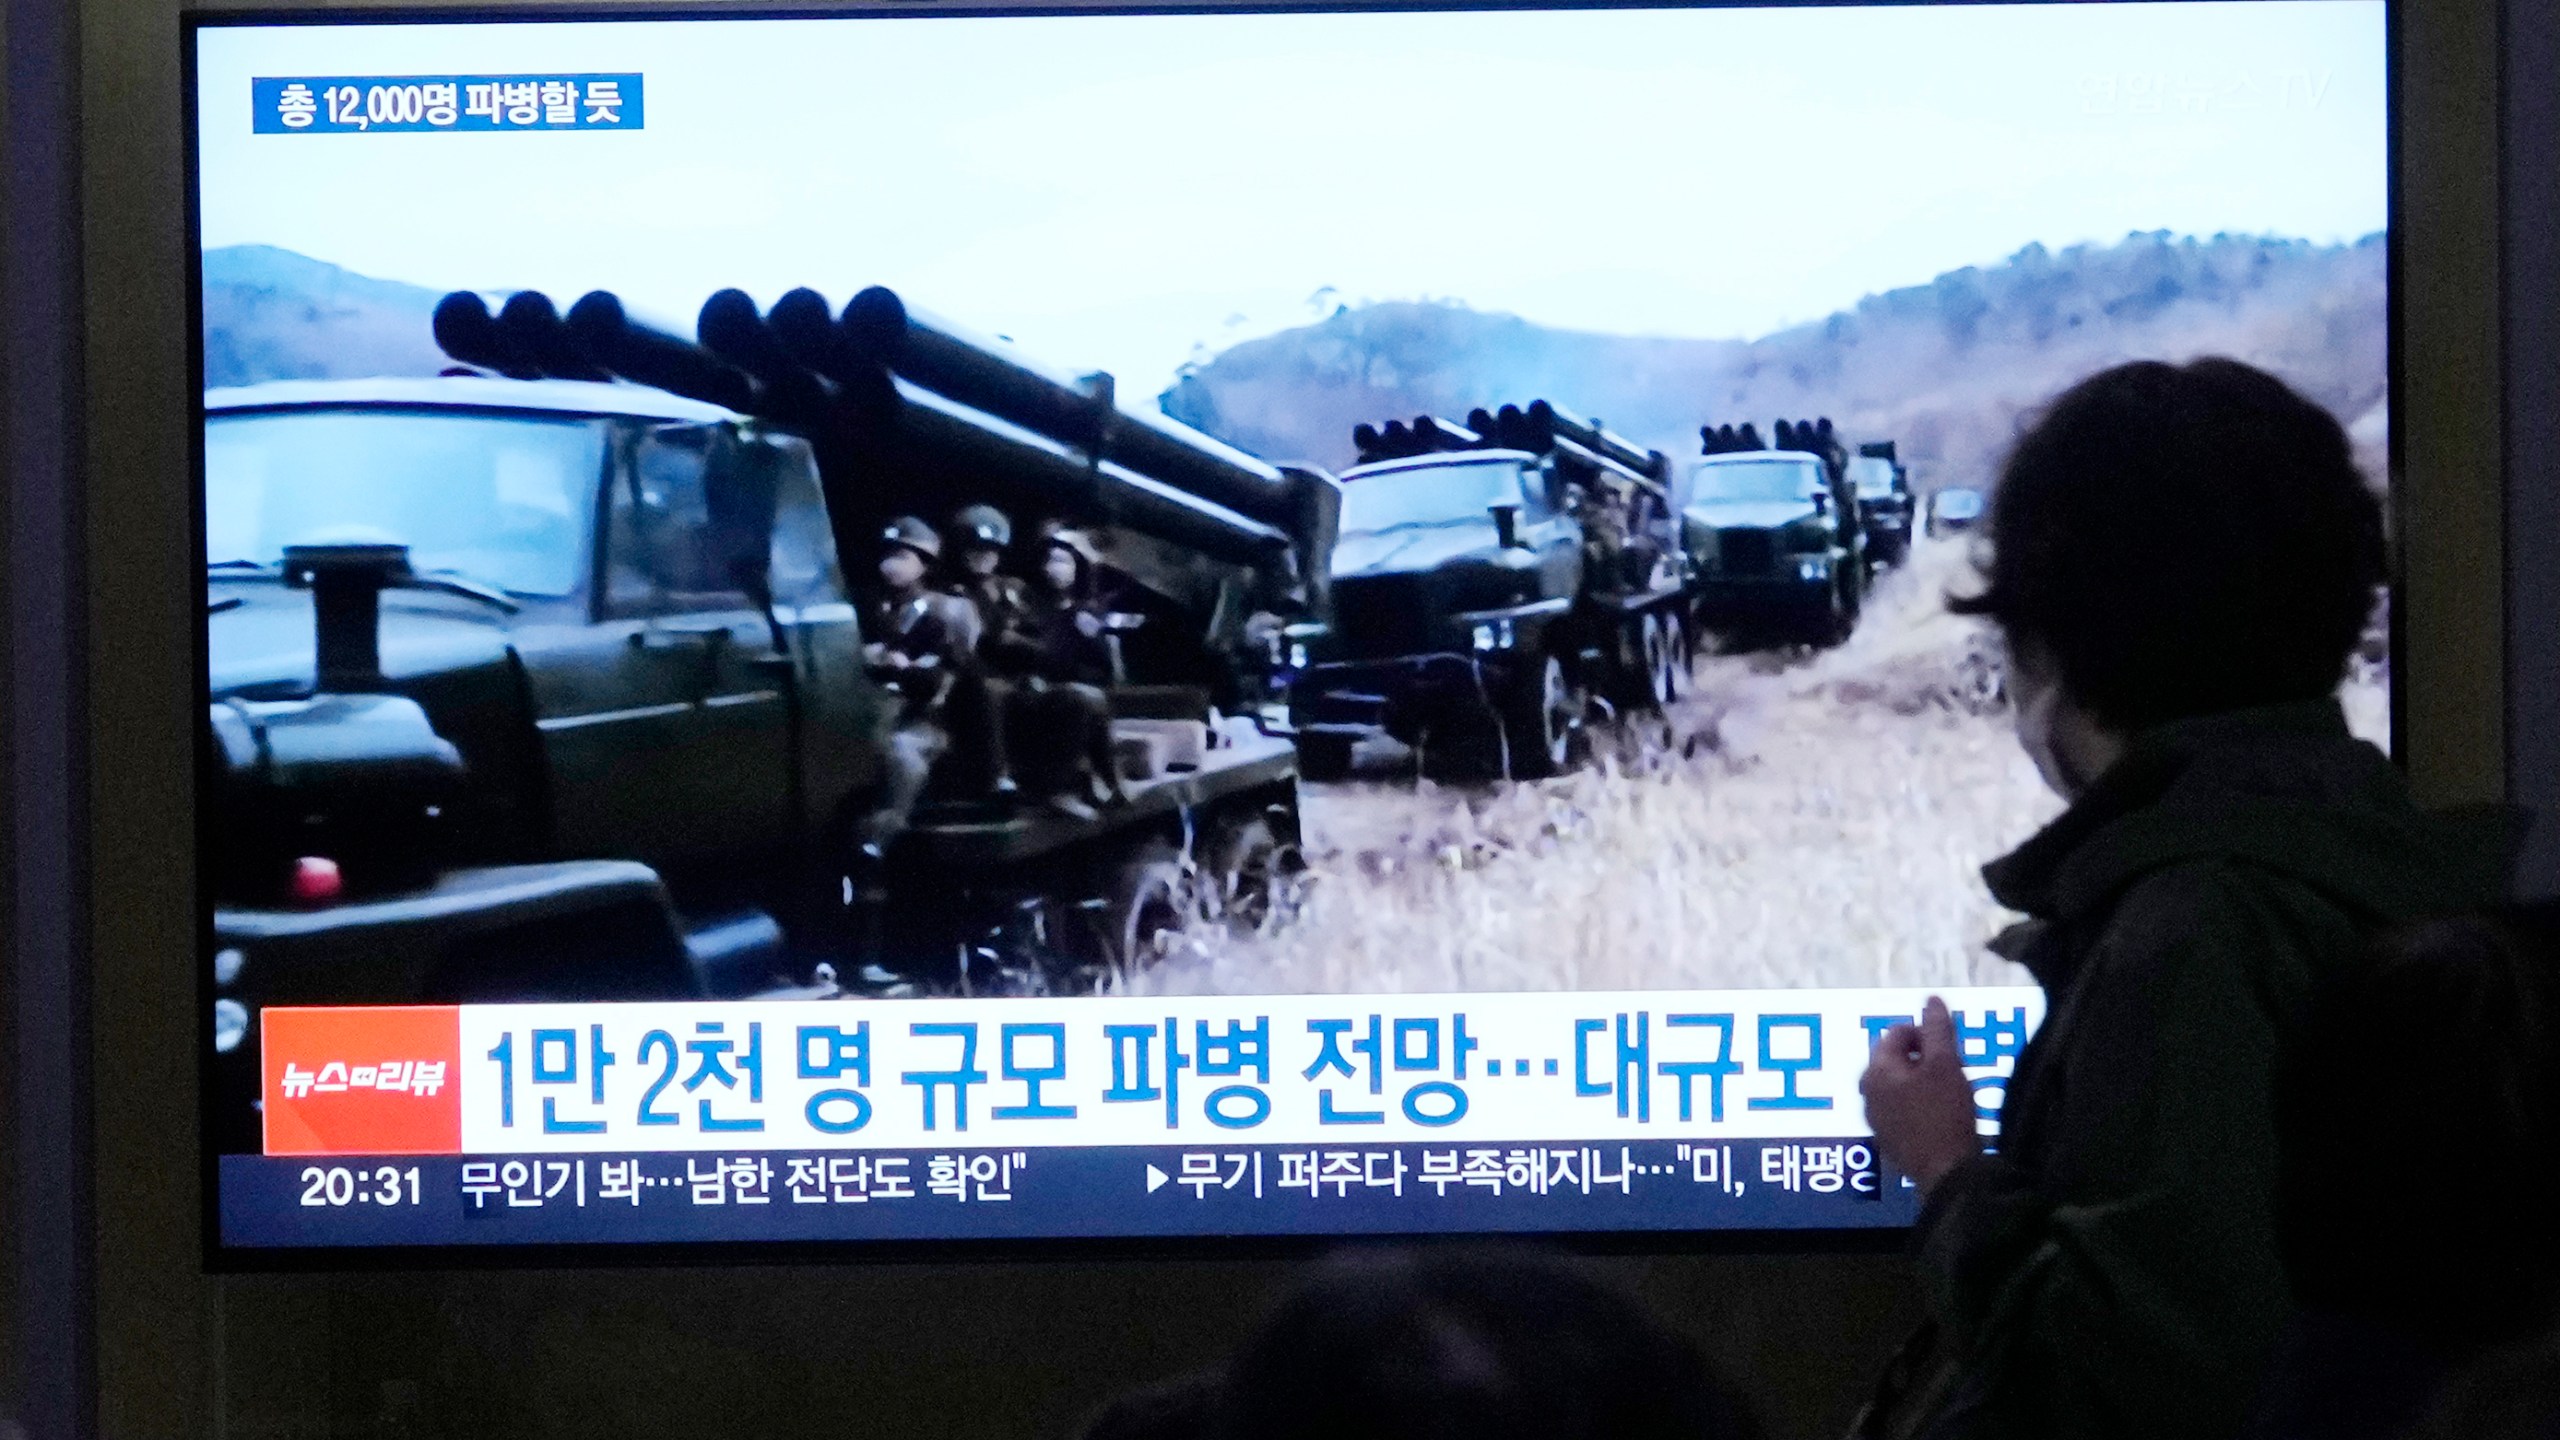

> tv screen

[{"left": 191, "top": 0, "right": 2388, "bottom": 1255}]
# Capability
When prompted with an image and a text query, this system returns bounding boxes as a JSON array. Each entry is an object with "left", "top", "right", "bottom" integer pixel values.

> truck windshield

[
  {"left": 205, "top": 409, "right": 604, "bottom": 598},
  {"left": 1339, "top": 459, "right": 1528, "bottom": 533},
  {"left": 1692, "top": 458, "right": 1821, "bottom": 505}
]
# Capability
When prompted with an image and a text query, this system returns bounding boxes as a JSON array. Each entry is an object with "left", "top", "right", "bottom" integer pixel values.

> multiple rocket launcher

[
  {"left": 1349, "top": 400, "right": 1674, "bottom": 502},
  {"left": 430, "top": 283, "right": 1897, "bottom": 613},
  {"left": 1352, "top": 405, "right": 1884, "bottom": 498},
  {"left": 430, "top": 284, "right": 1339, "bottom": 609},
  {"left": 1702, "top": 415, "right": 1845, "bottom": 467},
  {"left": 1698, "top": 416, "right": 1892, "bottom": 491}
]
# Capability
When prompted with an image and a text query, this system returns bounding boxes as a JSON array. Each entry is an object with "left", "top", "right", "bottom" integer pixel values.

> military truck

[
  {"left": 1850, "top": 440, "right": 1915, "bottom": 571},
  {"left": 1281, "top": 403, "right": 1687, "bottom": 780},
  {"left": 1681, "top": 419, "right": 1867, "bottom": 647},
  {"left": 1925, "top": 485, "right": 1986, "bottom": 538},
  {"left": 205, "top": 286, "right": 1334, "bottom": 1140}
]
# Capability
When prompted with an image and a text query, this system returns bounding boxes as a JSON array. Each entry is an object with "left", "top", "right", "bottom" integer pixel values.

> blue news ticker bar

[
  {"left": 220, "top": 1140, "right": 1914, "bottom": 1249},
  {"left": 251, "top": 75, "right": 645, "bottom": 134}
]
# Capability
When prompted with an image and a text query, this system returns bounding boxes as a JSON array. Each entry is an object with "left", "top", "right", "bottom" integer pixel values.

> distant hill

[
  {"left": 1159, "top": 231, "right": 2388, "bottom": 492},
  {"left": 202, "top": 233, "right": 2388, "bottom": 493},
  {"left": 202, "top": 245, "right": 450, "bottom": 389}
]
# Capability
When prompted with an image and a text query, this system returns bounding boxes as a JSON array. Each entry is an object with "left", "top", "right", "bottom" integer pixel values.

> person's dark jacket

[
  {"left": 1886, "top": 700, "right": 2519, "bottom": 1440},
  {"left": 2243, "top": 1309, "right": 2466, "bottom": 1440}
]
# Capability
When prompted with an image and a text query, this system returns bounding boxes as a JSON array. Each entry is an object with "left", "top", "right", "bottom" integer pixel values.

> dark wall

[
  {"left": 205, "top": 1254, "right": 1921, "bottom": 1439},
  {"left": 24, "top": 0, "right": 2514, "bottom": 1438}
]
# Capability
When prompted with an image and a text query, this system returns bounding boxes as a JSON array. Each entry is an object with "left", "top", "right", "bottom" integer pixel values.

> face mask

[
  {"left": 2009, "top": 648, "right": 2079, "bottom": 800},
  {"left": 2017, "top": 671, "right": 2078, "bottom": 794}
]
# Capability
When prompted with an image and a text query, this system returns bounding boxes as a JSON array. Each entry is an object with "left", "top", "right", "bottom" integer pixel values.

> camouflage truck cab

[
  {"left": 1850, "top": 440, "right": 1915, "bottom": 571},
  {"left": 205, "top": 287, "right": 1331, "bottom": 1142},
  {"left": 1682, "top": 419, "right": 1870, "bottom": 648},
  {"left": 1284, "top": 403, "right": 1688, "bottom": 780}
]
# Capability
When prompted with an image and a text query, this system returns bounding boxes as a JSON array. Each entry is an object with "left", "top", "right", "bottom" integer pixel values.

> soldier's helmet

[
  {"left": 1043, "top": 526, "right": 1100, "bottom": 567},
  {"left": 953, "top": 504, "right": 1012, "bottom": 550},
  {"left": 882, "top": 515, "right": 942, "bottom": 561}
]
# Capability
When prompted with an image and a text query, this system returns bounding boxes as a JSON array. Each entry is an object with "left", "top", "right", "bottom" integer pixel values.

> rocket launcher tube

[
  {"left": 1545, "top": 433, "right": 1667, "bottom": 500},
  {"left": 559, "top": 290, "right": 761, "bottom": 416},
  {"left": 697, "top": 288, "right": 844, "bottom": 432},
  {"left": 1102, "top": 402, "right": 1302, "bottom": 530},
  {"left": 840, "top": 284, "right": 1106, "bottom": 446},
  {"left": 840, "top": 286, "right": 1301, "bottom": 529},
  {"left": 442, "top": 287, "right": 1304, "bottom": 587},
  {"left": 495, "top": 291, "right": 612, "bottom": 384},
  {"left": 884, "top": 380, "right": 1290, "bottom": 569},
  {"left": 767, "top": 287, "right": 847, "bottom": 373},
  {"left": 1526, "top": 399, "right": 1672, "bottom": 485},
  {"left": 432, "top": 292, "right": 542, "bottom": 381}
]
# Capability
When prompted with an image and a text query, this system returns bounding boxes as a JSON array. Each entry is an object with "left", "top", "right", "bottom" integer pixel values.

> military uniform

[
  {"left": 991, "top": 533, "right": 1123, "bottom": 810},
  {"left": 933, "top": 570, "right": 1024, "bottom": 796},
  {"left": 1576, "top": 484, "right": 1634, "bottom": 590},
  {"left": 943, "top": 505, "right": 1033, "bottom": 796},
  {"left": 868, "top": 591, "right": 963, "bottom": 714},
  {"left": 858, "top": 517, "right": 982, "bottom": 852}
]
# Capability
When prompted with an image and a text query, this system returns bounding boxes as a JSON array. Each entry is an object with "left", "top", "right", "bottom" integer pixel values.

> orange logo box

[{"left": 262, "top": 1006, "right": 464, "bottom": 1156}]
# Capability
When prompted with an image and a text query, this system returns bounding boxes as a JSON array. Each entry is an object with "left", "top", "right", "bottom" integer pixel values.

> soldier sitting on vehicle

[
  {"left": 985, "top": 529, "right": 1126, "bottom": 820},
  {"left": 942, "top": 503, "right": 1029, "bottom": 796},
  {"left": 949, "top": 503, "right": 1035, "bottom": 638},
  {"left": 1624, "top": 487, "right": 1676, "bottom": 589},
  {"left": 856, "top": 516, "right": 985, "bottom": 857},
  {"left": 1570, "top": 479, "right": 1635, "bottom": 591}
]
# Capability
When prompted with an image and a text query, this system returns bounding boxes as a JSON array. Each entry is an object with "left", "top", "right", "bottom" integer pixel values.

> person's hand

[
  {"left": 1860, "top": 996, "right": 1982, "bottom": 1197},
  {"left": 1074, "top": 611, "right": 1104, "bottom": 639},
  {"left": 879, "top": 650, "right": 912, "bottom": 670}
]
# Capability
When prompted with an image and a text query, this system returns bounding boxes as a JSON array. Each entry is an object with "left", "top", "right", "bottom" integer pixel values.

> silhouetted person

[
  {"left": 1855, "top": 358, "right": 2520, "bottom": 1440},
  {"left": 1075, "top": 1245, "right": 1755, "bottom": 1440},
  {"left": 2246, "top": 904, "right": 2560, "bottom": 1440}
]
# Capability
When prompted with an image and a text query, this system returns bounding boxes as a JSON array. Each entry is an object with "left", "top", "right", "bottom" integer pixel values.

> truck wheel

[
  {"left": 1817, "top": 580, "right": 1856, "bottom": 648},
  {"left": 1103, "top": 840, "right": 1195, "bottom": 971},
  {"left": 1652, "top": 611, "right": 1687, "bottom": 706},
  {"left": 1628, "top": 612, "right": 1668, "bottom": 710},
  {"left": 1204, "top": 816, "right": 1304, "bottom": 936},
  {"left": 1296, "top": 733, "right": 1354, "bottom": 782},
  {"left": 1601, "top": 614, "right": 1653, "bottom": 712},
  {"left": 1498, "top": 651, "right": 1576, "bottom": 779}
]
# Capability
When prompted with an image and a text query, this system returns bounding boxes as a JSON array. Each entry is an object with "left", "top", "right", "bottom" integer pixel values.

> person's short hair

[
  {"left": 1950, "top": 358, "right": 2384, "bottom": 731},
  {"left": 1209, "top": 1245, "right": 1755, "bottom": 1440},
  {"left": 2277, "top": 903, "right": 2560, "bottom": 1348}
]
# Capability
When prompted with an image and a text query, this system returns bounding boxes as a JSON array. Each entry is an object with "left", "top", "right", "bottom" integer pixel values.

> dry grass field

[{"left": 1131, "top": 540, "right": 2390, "bottom": 999}]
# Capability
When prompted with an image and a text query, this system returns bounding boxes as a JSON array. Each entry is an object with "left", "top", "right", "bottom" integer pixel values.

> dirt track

[{"left": 1129, "top": 541, "right": 2391, "bottom": 999}]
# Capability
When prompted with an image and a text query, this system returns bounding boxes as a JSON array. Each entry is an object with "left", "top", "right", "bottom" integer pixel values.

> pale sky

[{"left": 195, "top": 2, "right": 2384, "bottom": 397}]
